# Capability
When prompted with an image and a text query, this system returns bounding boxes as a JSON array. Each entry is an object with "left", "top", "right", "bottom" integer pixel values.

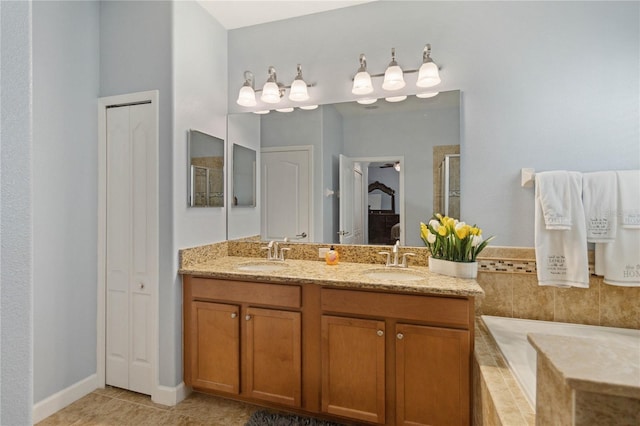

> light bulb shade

[
  {"left": 356, "top": 98, "right": 377, "bottom": 105},
  {"left": 385, "top": 95, "right": 407, "bottom": 103},
  {"left": 261, "top": 81, "right": 281, "bottom": 103},
  {"left": 299, "top": 104, "right": 318, "bottom": 110},
  {"left": 382, "top": 65, "right": 405, "bottom": 91},
  {"left": 253, "top": 110, "right": 270, "bottom": 115},
  {"left": 236, "top": 85, "right": 256, "bottom": 107},
  {"left": 416, "top": 91, "right": 439, "bottom": 99},
  {"left": 352, "top": 71, "right": 373, "bottom": 95},
  {"left": 276, "top": 107, "right": 294, "bottom": 113},
  {"left": 416, "top": 62, "right": 441, "bottom": 88},
  {"left": 289, "top": 79, "right": 309, "bottom": 102}
]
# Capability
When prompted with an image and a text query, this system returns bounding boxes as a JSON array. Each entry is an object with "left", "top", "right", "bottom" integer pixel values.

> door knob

[{"left": 296, "top": 232, "right": 307, "bottom": 238}]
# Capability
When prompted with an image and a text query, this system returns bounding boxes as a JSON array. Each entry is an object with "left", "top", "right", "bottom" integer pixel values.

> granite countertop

[
  {"left": 527, "top": 333, "right": 640, "bottom": 399},
  {"left": 179, "top": 256, "right": 484, "bottom": 297}
]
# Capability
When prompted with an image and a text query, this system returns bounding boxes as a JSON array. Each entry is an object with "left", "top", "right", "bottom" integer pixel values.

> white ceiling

[{"left": 197, "top": 0, "right": 376, "bottom": 30}]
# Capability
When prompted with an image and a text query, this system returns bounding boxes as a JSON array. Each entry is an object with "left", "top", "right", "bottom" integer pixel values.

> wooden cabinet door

[
  {"left": 321, "top": 315, "right": 386, "bottom": 424},
  {"left": 245, "top": 307, "right": 302, "bottom": 407},
  {"left": 190, "top": 301, "right": 240, "bottom": 394},
  {"left": 395, "top": 324, "right": 470, "bottom": 426}
]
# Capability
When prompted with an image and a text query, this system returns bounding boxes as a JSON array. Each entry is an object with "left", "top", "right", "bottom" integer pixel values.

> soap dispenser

[{"left": 325, "top": 245, "right": 340, "bottom": 265}]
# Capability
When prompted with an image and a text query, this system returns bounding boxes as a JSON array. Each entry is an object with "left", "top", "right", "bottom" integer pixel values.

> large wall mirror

[
  {"left": 187, "top": 129, "right": 224, "bottom": 207},
  {"left": 232, "top": 143, "right": 256, "bottom": 207},
  {"left": 228, "top": 90, "right": 460, "bottom": 246}
]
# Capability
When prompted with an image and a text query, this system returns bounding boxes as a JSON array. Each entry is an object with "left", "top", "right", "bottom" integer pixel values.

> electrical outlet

[{"left": 318, "top": 247, "right": 329, "bottom": 258}]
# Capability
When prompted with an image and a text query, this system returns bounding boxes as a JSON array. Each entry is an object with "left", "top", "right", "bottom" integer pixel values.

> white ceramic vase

[{"left": 428, "top": 256, "right": 478, "bottom": 279}]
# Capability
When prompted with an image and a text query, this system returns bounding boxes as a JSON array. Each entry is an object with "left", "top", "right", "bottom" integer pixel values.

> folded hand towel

[
  {"left": 536, "top": 171, "right": 573, "bottom": 230},
  {"left": 601, "top": 170, "right": 640, "bottom": 286},
  {"left": 617, "top": 170, "right": 640, "bottom": 229},
  {"left": 582, "top": 171, "right": 617, "bottom": 242},
  {"left": 535, "top": 171, "right": 589, "bottom": 288}
]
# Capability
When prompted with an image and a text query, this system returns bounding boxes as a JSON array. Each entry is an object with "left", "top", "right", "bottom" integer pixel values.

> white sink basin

[
  {"left": 235, "top": 261, "right": 289, "bottom": 272},
  {"left": 362, "top": 268, "right": 426, "bottom": 282}
]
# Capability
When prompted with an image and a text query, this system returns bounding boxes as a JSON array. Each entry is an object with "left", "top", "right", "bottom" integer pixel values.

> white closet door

[
  {"left": 261, "top": 148, "right": 311, "bottom": 242},
  {"left": 106, "top": 102, "right": 156, "bottom": 395}
]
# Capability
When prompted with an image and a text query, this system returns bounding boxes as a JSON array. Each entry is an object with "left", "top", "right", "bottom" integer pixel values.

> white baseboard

[
  {"left": 152, "top": 382, "right": 190, "bottom": 407},
  {"left": 33, "top": 374, "right": 98, "bottom": 423}
]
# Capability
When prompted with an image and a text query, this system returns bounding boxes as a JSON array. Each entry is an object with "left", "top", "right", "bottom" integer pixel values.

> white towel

[
  {"left": 617, "top": 170, "right": 640, "bottom": 229},
  {"left": 536, "top": 171, "right": 573, "bottom": 230},
  {"left": 535, "top": 171, "right": 589, "bottom": 288},
  {"left": 601, "top": 170, "right": 640, "bottom": 286},
  {"left": 582, "top": 171, "right": 617, "bottom": 242}
]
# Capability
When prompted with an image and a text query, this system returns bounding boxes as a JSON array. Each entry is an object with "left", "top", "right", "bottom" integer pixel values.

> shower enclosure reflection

[{"left": 187, "top": 129, "right": 224, "bottom": 207}]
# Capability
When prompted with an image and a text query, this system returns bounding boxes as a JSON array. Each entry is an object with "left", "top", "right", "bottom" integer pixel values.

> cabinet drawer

[
  {"left": 191, "top": 278, "right": 301, "bottom": 308},
  {"left": 321, "top": 288, "right": 470, "bottom": 329}
]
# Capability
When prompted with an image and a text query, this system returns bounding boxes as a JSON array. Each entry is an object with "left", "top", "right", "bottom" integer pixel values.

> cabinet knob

[
  {"left": 230, "top": 312, "right": 237, "bottom": 319},
  {"left": 397, "top": 333, "right": 404, "bottom": 340},
  {"left": 139, "top": 282, "right": 145, "bottom": 289},
  {"left": 245, "top": 315, "right": 251, "bottom": 321},
  {"left": 377, "top": 330, "right": 384, "bottom": 337}
]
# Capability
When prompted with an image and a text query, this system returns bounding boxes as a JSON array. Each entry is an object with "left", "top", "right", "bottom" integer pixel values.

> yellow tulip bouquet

[{"left": 420, "top": 214, "right": 493, "bottom": 262}]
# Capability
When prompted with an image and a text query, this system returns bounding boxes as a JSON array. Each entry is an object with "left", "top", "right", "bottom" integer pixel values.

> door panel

[
  {"left": 396, "top": 324, "right": 470, "bottom": 426},
  {"left": 105, "top": 102, "right": 156, "bottom": 395},
  {"left": 191, "top": 302, "right": 240, "bottom": 394},
  {"left": 338, "top": 155, "right": 354, "bottom": 244},
  {"left": 261, "top": 148, "right": 310, "bottom": 241},
  {"left": 321, "top": 315, "right": 385, "bottom": 424},
  {"left": 246, "top": 307, "right": 301, "bottom": 407}
]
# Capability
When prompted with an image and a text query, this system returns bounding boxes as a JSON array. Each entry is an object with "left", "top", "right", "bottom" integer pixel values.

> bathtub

[{"left": 481, "top": 315, "right": 640, "bottom": 408}]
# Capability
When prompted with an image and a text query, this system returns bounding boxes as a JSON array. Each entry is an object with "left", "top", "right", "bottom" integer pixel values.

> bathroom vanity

[{"left": 181, "top": 253, "right": 482, "bottom": 426}]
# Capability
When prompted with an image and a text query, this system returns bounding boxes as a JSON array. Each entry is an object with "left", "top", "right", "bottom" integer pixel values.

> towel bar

[{"left": 521, "top": 168, "right": 535, "bottom": 187}]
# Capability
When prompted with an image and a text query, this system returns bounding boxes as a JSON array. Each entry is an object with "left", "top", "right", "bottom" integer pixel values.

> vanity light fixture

[
  {"left": 236, "top": 71, "right": 257, "bottom": 107},
  {"left": 351, "top": 54, "right": 374, "bottom": 95},
  {"left": 416, "top": 44, "right": 441, "bottom": 88},
  {"left": 289, "top": 65, "right": 310, "bottom": 102},
  {"left": 236, "top": 64, "right": 313, "bottom": 107},
  {"left": 382, "top": 48, "right": 406, "bottom": 91},
  {"left": 351, "top": 44, "right": 441, "bottom": 95}
]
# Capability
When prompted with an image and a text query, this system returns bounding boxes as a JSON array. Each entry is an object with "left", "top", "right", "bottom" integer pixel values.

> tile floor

[{"left": 37, "top": 386, "right": 259, "bottom": 425}]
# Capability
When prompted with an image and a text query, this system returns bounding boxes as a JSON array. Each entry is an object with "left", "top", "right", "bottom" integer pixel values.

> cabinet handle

[
  {"left": 397, "top": 333, "right": 404, "bottom": 340},
  {"left": 230, "top": 313, "right": 237, "bottom": 319},
  {"left": 139, "top": 282, "right": 144, "bottom": 289},
  {"left": 377, "top": 330, "right": 384, "bottom": 337},
  {"left": 245, "top": 315, "right": 251, "bottom": 321}
]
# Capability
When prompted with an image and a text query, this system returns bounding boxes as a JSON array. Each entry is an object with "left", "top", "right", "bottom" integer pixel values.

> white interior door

[
  {"left": 339, "top": 155, "right": 355, "bottom": 244},
  {"left": 106, "top": 102, "right": 156, "bottom": 395},
  {"left": 352, "top": 163, "right": 364, "bottom": 244},
  {"left": 261, "top": 147, "right": 311, "bottom": 242}
]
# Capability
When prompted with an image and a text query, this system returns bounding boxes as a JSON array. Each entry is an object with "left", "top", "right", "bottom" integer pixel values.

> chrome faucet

[
  {"left": 378, "top": 241, "right": 415, "bottom": 268},
  {"left": 261, "top": 240, "right": 290, "bottom": 261}
]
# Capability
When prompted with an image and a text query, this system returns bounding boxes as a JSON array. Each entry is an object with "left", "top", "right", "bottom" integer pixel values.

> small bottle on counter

[{"left": 325, "top": 245, "right": 340, "bottom": 265}]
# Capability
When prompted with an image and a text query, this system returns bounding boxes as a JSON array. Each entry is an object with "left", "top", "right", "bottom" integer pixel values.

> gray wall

[
  {"left": 33, "top": 0, "right": 100, "bottom": 403},
  {"left": 100, "top": 0, "right": 177, "bottom": 386},
  {"left": 227, "top": 113, "right": 261, "bottom": 239},
  {"left": 0, "top": 1, "right": 33, "bottom": 424},
  {"left": 228, "top": 1, "right": 640, "bottom": 247},
  {"left": 321, "top": 105, "right": 343, "bottom": 244},
  {"left": 172, "top": 0, "right": 228, "bottom": 385}
]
